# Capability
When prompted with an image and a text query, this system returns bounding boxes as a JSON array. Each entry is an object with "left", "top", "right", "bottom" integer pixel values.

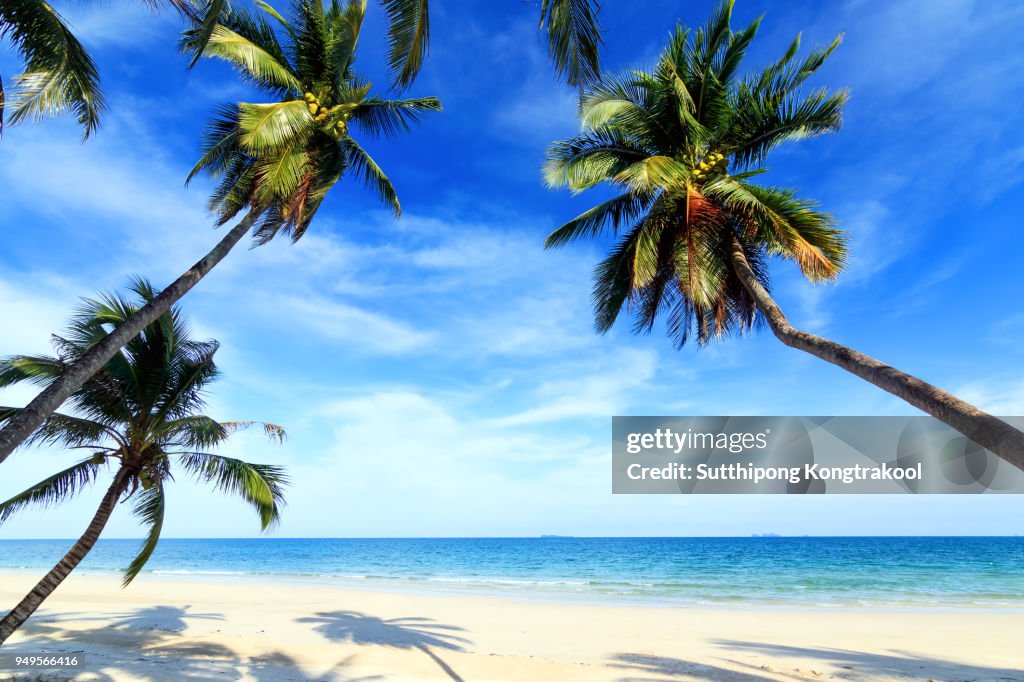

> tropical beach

[
  {"left": 2, "top": 571, "right": 1023, "bottom": 682},
  {"left": 2, "top": 0, "right": 1024, "bottom": 679}
]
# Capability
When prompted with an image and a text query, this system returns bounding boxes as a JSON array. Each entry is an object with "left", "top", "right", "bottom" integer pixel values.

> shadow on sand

[
  {"left": 610, "top": 643, "right": 1024, "bottom": 682},
  {"left": 5, "top": 605, "right": 378, "bottom": 681},
  {"left": 295, "top": 610, "right": 471, "bottom": 682},
  {"left": 714, "top": 640, "right": 1024, "bottom": 682},
  {"left": 609, "top": 653, "right": 779, "bottom": 682}
]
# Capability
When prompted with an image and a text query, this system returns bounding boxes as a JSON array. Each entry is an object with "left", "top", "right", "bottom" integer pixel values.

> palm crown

[
  {"left": 0, "top": 279, "right": 287, "bottom": 584},
  {"left": 545, "top": 0, "right": 848, "bottom": 347},
  {"left": 183, "top": 0, "right": 441, "bottom": 244}
]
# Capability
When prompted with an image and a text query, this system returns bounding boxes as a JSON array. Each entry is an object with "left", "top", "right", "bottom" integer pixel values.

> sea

[{"left": 0, "top": 537, "right": 1021, "bottom": 609}]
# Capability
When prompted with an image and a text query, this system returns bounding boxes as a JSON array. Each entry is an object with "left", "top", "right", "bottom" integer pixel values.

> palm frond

[
  {"left": 123, "top": 481, "right": 165, "bottom": 585},
  {"left": 325, "top": 0, "right": 366, "bottom": 87},
  {"left": 546, "top": 191, "right": 656, "bottom": 249},
  {"left": 0, "top": 0, "right": 104, "bottom": 137},
  {"left": 193, "top": 24, "right": 302, "bottom": 94},
  {"left": 0, "top": 407, "right": 121, "bottom": 450},
  {"left": 0, "top": 459, "right": 104, "bottom": 525},
  {"left": 381, "top": 0, "right": 429, "bottom": 90},
  {"left": 182, "top": 0, "right": 231, "bottom": 68},
  {"left": 238, "top": 100, "right": 314, "bottom": 151},
  {"left": 177, "top": 452, "right": 288, "bottom": 529},
  {"left": 711, "top": 180, "right": 846, "bottom": 280},
  {"left": 187, "top": 104, "right": 244, "bottom": 185},
  {"left": 343, "top": 138, "right": 400, "bottom": 215},
  {"left": 544, "top": 129, "right": 651, "bottom": 192},
  {"left": 348, "top": 96, "right": 441, "bottom": 138},
  {"left": 0, "top": 354, "right": 65, "bottom": 388},
  {"left": 539, "top": 0, "right": 603, "bottom": 88},
  {"left": 219, "top": 421, "right": 287, "bottom": 442},
  {"left": 592, "top": 225, "right": 642, "bottom": 334},
  {"left": 254, "top": 146, "right": 310, "bottom": 205},
  {"left": 727, "top": 86, "right": 848, "bottom": 169}
]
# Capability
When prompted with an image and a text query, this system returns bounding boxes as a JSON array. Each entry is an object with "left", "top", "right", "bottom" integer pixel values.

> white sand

[{"left": 1, "top": 572, "right": 1021, "bottom": 681}]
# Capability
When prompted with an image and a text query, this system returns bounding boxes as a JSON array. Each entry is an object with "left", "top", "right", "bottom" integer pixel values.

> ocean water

[{"left": 0, "top": 537, "right": 1021, "bottom": 608}]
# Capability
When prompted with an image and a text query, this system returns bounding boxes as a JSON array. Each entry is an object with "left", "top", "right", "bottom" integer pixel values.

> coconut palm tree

[
  {"left": 0, "top": 0, "right": 430, "bottom": 138},
  {"left": 0, "top": 0, "right": 440, "bottom": 466},
  {"left": 543, "top": 1, "right": 1024, "bottom": 470},
  {"left": 0, "top": 278, "right": 287, "bottom": 644},
  {"left": 1, "top": 0, "right": 600, "bottom": 138}
]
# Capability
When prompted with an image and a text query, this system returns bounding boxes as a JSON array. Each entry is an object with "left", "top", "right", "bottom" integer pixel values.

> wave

[{"left": 151, "top": 569, "right": 248, "bottom": 576}]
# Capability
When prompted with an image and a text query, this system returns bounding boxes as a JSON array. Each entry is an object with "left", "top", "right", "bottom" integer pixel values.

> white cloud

[
  {"left": 58, "top": 5, "right": 178, "bottom": 49},
  {"left": 270, "top": 294, "right": 436, "bottom": 355},
  {"left": 956, "top": 379, "right": 1024, "bottom": 417},
  {"left": 493, "top": 349, "right": 658, "bottom": 426}
]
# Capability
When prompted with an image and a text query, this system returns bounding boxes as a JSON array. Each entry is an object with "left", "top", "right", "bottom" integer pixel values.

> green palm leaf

[
  {"left": 123, "top": 481, "right": 165, "bottom": 585},
  {"left": 238, "top": 100, "right": 313, "bottom": 150},
  {"left": 349, "top": 96, "right": 441, "bottom": 137},
  {"left": 539, "top": 0, "right": 603, "bottom": 88},
  {"left": 344, "top": 138, "right": 400, "bottom": 215},
  {"left": 177, "top": 452, "right": 288, "bottom": 529},
  {"left": 0, "top": 459, "right": 104, "bottom": 525},
  {"left": 197, "top": 24, "right": 302, "bottom": 94},
  {"left": 0, "top": 0, "right": 104, "bottom": 137},
  {"left": 546, "top": 191, "right": 656, "bottom": 249},
  {"left": 381, "top": 0, "right": 429, "bottom": 90},
  {"left": 184, "top": 0, "right": 231, "bottom": 68}
]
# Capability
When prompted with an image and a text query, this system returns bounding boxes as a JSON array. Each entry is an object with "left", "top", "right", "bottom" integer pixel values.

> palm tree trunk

[
  {"left": 727, "top": 232, "right": 1024, "bottom": 471},
  {"left": 0, "top": 208, "right": 264, "bottom": 466},
  {"left": 0, "top": 468, "right": 130, "bottom": 645}
]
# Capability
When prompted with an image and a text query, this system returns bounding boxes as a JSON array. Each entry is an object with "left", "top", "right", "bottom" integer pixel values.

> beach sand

[{"left": 1, "top": 572, "right": 1021, "bottom": 681}]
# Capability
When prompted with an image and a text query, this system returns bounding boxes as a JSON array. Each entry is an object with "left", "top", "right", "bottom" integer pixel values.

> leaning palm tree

[
  {"left": 0, "top": 278, "right": 287, "bottom": 644},
  {"left": 544, "top": 1, "right": 1024, "bottom": 470},
  {"left": 0, "top": 0, "right": 440, "bottom": 466}
]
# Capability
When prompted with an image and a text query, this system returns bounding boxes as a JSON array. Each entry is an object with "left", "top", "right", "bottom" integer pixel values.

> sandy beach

[{"left": 1, "top": 572, "right": 1021, "bottom": 681}]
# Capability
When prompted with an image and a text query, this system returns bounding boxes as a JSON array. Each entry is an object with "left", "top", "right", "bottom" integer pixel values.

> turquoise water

[{"left": 1, "top": 537, "right": 1022, "bottom": 608}]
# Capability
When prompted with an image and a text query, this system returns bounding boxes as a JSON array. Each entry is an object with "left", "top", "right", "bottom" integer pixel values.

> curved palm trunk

[
  {"left": 0, "top": 468, "right": 129, "bottom": 645},
  {"left": 727, "top": 233, "right": 1024, "bottom": 471},
  {"left": 0, "top": 208, "right": 264, "bottom": 466}
]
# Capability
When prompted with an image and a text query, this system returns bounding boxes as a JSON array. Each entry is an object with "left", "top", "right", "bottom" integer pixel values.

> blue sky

[{"left": 2, "top": 0, "right": 1024, "bottom": 539}]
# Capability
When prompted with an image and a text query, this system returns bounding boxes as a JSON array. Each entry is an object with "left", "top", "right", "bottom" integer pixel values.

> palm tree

[
  {"left": 0, "top": 0, "right": 440, "bottom": 466},
  {"left": 193, "top": 0, "right": 605, "bottom": 90},
  {"left": 1, "top": 0, "right": 600, "bottom": 138},
  {"left": 0, "top": 279, "right": 287, "bottom": 645},
  {"left": 543, "top": 1, "right": 1024, "bottom": 470},
  {"left": 0, "top": 0, "right": 430, "bottom": 138}
]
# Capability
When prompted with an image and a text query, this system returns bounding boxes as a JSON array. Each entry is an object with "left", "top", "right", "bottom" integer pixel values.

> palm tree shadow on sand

[
  {"left": 609, "top": 653, "right": 779, "bottom": 681},
  {"left": 106, "top": 604, "right": 223, "bottom": 633},
  {"left": 714, "top": 640, "right": 1024, "bottom": 681},
  {"left": 296, "top": 610, "right": 471, "bottom": 682},
  {"left": 8, "top": 605, "right": 376, "bottom": 681}
]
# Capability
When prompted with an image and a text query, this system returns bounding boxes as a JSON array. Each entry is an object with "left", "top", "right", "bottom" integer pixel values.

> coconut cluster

[
  {"left": 304, "top": 92, "right": 348, "bottom": 135},
  {"left": 691, "top": 151, "right": 728, "bottom": 182}
]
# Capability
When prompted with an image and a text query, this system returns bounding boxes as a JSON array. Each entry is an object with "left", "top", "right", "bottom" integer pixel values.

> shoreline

[
  {"left": 2, "top": 568, "right": 1022, "bottom": 613},
  {"left": 3, "top": 572, "right": 1023, "bottom": 681}
]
